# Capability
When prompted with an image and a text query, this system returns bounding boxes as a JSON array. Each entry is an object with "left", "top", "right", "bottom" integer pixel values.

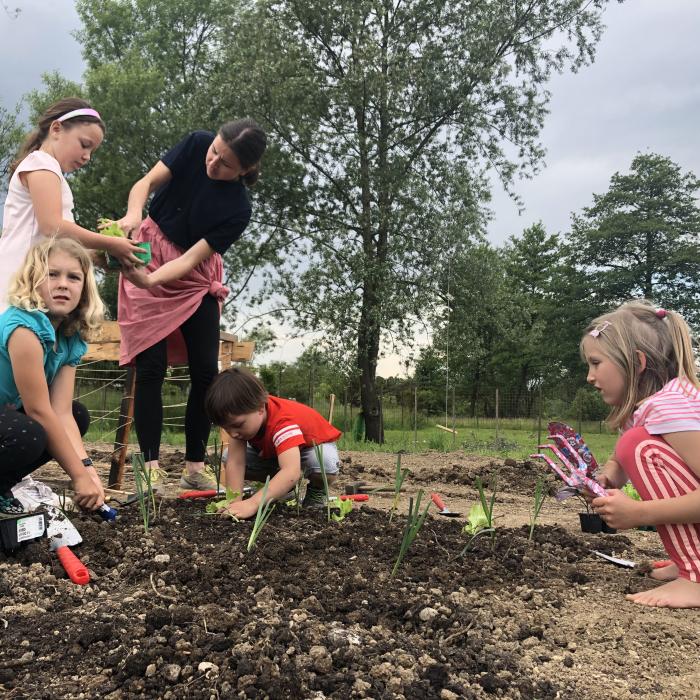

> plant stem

[
  {"left": 247, "top": 476, "right": 275, "bottom": 551},
  {"left": 391, "top": 489, "right": 431, "bottom": 578},
  {"left": 313, "top": 442, "right": 331, "bottom": 522}
]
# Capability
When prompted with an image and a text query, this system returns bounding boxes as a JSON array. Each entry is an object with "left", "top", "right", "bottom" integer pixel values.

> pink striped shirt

[{"left": 629, "top": 378, "right": 700, "bottom": 435}]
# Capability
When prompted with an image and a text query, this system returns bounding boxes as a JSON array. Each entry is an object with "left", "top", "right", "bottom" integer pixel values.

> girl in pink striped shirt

[{"left": 582, "top": 300, "right": 700, "bottom": 608}]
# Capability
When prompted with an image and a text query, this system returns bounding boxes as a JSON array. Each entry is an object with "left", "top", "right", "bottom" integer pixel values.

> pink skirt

[{"left": 118, "top": 217, "right": 229, "bottom": 366}]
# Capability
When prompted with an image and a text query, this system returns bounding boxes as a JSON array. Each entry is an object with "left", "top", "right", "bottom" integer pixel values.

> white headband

[{"left": 57, "top": 108, "right": 101, "bottom": 122}]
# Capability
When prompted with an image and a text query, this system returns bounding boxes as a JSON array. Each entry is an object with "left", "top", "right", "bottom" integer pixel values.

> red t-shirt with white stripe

[
  {"left": 249, "top": 395, "right": 342, "bottom": 458},
  {"left": 628, "top": 378, "right": 700, "bottom": 435}
]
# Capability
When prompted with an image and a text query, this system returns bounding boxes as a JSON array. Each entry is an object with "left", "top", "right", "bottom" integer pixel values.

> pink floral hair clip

[
  {"left": 589, "top": 320, "right": 611, "bottom": 338},
  {"left": 656, "top": 308, "right": 667, "bottom": 319}
]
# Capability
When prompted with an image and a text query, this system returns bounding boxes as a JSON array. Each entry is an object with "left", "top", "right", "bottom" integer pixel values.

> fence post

[
  {"left": 495, "top": 388, "right": 500, "bottom": 441},
  {"left": 537, "top": 387, "right": 543, "bottom": 446},
  {"left": 451, "top": 385, "right": 456, "bottom": 449},
  {"left": 413, "top": 382, "right": 418, "bottom": 450}
]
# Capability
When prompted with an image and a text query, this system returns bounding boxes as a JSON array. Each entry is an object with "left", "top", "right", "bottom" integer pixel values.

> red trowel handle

[
  {"left": 178, "top": 489, "right": 219, "bottom": 499},
  {"left": 56, "top": 546, "right": 90, "bottom": 585},
  {"left": 652, "top": 559, "right": 673, "bottom": 569},
  {"left": 339, "top": 494, "right": 369, "bottom": 502},
  {"left": 430, "top": 493, "right": 447, "bottom": 511}
]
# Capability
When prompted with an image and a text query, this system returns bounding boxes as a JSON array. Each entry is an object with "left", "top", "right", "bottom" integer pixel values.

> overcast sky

[{"left": 2, "top": 0, "right": 699, "bottom": 372}]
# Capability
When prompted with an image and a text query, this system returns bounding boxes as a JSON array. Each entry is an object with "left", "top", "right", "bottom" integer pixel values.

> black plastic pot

[{"left": 579, "top": 513, "right": 617, "bottom": 534}]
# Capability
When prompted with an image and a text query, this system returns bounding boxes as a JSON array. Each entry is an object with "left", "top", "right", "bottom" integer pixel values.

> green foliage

[
  {"left": 132, "top": 452, "right": 156, "bottom": 533},
  {"left": 390, "top": 490, "right": 431, "bottom": 578},
  {"left": 622, "top": 483, "right": 641, "bottom": 501},
  {"left": 571, "top": 387, "right": 609, "bottom": 422},
  {"left": 247, "top": 476, "right": 275, "bottom": 551},
  {"left": 0, "top": 101, "right": 22, "bottom": 186},
  {"left": 568, "top": 153, "right": 700, "bottom": 326},
  {"left": 330, "top": 498, "right": 353, "bottom": 522},
  {"left": 463, "top": 503, "right": 489, "bottom": 537},
  {"left": 388, "top": 453, "right": 409, "bottom": 524},
  {"left": 98, "top": 218, "right": 125, "bottom": 238},
  {"left": 205, "top": 487, "right": 241, "bottom": 515}
]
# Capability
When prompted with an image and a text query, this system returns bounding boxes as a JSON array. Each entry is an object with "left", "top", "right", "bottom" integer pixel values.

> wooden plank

[
  {"left": 108, "top": 366, "right": 136, "bottom": 489},
  {"left": 90, "top": 321, "right": 122, "bottom": 343},
  {"left": 436, "top": 424, "right": 457, "bottom": 435},
  {"left": 83, "top": 343, "right": 121, "bottom": 362}
]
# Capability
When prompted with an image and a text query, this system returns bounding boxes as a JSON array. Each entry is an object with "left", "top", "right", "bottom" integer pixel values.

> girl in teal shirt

[{"left": 0, "top": 238, "right": 105, "bottom": 513}]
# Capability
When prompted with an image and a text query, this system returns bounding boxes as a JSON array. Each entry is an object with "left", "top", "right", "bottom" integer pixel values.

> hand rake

[{"left": 531, "top": 442, "right": 607, "bottom": 499}]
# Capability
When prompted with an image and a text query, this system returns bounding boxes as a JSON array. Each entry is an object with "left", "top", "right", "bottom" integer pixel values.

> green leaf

[{"left": 463, "top": 503, "right": 488, "bottom": 536}]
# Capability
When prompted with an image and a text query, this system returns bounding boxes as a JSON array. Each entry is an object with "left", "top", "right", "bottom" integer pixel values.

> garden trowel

[
  {"left": 430, "top": 493, "right": 462, "bottom": 517},
  {"left": 45, "top": 506, "right": 90, "bottom": 585}
]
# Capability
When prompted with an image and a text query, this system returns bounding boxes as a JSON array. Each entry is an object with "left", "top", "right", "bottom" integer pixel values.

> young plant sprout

[
  {"left": 329, "top": 497, "right": 353, "bottom": 522},
  {"left": 205, "top": 487, "right": 241, "bottom": 515},
  {"left": 458, "top": 475, "right": 497, "bottom": 556},
  {"left": 294, "top": 476, "right": 303, "bottom": 517},
  {"left": 528, "top": 475, "right": 547, "bottom": 542},
  {"left": 132, "top": 452, "right": 156, "bottom": 533},
  {"left": 390, "top": 489, "right": 431, "bottom": 578},
  {"left": 389, "top": 452, "right": 410, "bottom": 524},
  {"left": 247, "top": 476, "right": 275, "bottom": 552},
  {"left": 313, "top": 442, "right": 332, "bottom": 522}
]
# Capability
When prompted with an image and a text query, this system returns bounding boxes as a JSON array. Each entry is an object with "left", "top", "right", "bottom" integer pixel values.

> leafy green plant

[
  {"left": 390, "top": 490, "right": 431, "bottom": 578},
  {"left": 247, "top": 476, "right": 276, "bottom": 551},
  {"left": 313, "top": 442, "right": 332, "bottom": 522},
  {"left": 98, "top": 218, "right": 125, "bottom": 237},
  {"left": 622, "top": 483, "right": 641, "bottom": 501},
  {"left": 329, "top": 497, "right": 353, "bottom": 522},
  {"left": 132, "top": 452, "right": 156, "bottom": 533},
  {"left": 389, "top": 452, "right": 410, "bottom": 524},
  {"left": 528, "top": 475, "right": 547, "bottom": 542},
  {"left": 205, "top": 487, "right": 241, "bottom": 515},
  {"left": 458, "top": 475, "right": 497, "bottom": 556}
]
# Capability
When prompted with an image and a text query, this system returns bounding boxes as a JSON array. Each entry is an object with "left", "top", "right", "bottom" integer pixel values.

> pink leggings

[{"left": 616, "top": 427, "right": 700, "bottom": 582}]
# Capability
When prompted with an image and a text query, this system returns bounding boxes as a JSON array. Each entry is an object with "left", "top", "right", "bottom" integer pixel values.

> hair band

[
  {"left": 589, "top": 320, "right": 611, "bottom": 338},
  {"left": 57, "top": 108, "right": 101, "bottom": 123},
  {"left": 656, "top": 308, "right": 667, "bottom": 319}
]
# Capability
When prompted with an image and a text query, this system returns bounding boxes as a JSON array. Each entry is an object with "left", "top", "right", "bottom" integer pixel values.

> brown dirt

[{"left": 1, "top": 447, "right": 699, "bottom": 699}]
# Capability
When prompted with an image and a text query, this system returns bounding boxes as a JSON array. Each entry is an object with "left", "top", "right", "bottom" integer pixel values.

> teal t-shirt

[{"left": 0, "top": 307, "right": 87, "bottom": 409}]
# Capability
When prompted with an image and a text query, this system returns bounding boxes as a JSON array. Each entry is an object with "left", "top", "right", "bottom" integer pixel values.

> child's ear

[{"left": 636, "top": 350, "right": 647, "bottom": 372}]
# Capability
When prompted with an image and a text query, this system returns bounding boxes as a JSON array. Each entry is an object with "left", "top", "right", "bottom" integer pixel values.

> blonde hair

[
  {"left": 581, "top": 299, "right": 699, "bottom": 429},
  {"left": 7, "top": 238, "right": 105, "bottom": 339}
]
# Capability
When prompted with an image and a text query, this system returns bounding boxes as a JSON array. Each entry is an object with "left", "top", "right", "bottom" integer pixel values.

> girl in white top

[
  {"left": 0, "top": 97, "right": 141, "bottom": 310},
  {"left": 582, "top": 300, "right": 700, "bottom": 608}
]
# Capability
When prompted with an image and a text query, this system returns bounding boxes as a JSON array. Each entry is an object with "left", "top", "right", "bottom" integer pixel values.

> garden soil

[{"left": 1, "top": 447, "right": 699, "bottom": 699}]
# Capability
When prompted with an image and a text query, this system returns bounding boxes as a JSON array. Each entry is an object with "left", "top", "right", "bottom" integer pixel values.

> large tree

[
  {"left": 569, "top": 153, "right": 700, "bottom": 325},
  {"left": 218, "top": 0, "right": 616, "bottom": 441},
  {"left": 0, "top": 100, "right": 22, "bottom": 190}
]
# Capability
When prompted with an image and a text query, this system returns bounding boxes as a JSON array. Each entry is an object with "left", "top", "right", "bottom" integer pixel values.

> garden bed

[{"left": 1, "top": 450, "right": 699, "bottom": 699}]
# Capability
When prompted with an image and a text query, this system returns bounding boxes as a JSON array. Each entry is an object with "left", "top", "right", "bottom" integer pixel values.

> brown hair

[
  {"left": 10, "top": 97, "right": 105, "bottom": 176},
  {"left": 205, "top": 367, "right": 268, "bottom": 426},
  {"left": 581, "top": 299, "right": 699, "bottom": 429},
  {"left": 218, "top": 118, "right": 266, "bottom": 186}
]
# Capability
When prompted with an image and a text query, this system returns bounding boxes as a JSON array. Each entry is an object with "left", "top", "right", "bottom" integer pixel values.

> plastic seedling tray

[{"left": 0, "top": 509, "right": 47, "bottom": 553}]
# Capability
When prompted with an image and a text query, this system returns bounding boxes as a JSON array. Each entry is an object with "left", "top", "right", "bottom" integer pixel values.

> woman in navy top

[{"left": 113, "top": 120, "right": 266, "bottom": 490}]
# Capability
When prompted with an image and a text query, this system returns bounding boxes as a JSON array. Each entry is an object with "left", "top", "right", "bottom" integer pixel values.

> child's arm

[
  {"left": 223, "top": 446, "right": 301, "bottom": 520},
  {"left": 121, "top": 238, "right": 214, "bottom": 288},
  {"left": 49, "top": 365, "right": 103, "bottom": 491},
  {"left": 114, "top": 161, "right": 173, "bottom": 236},
  {"left": 23, "top": 170, "right": 142, "bottom": 263},
  {"left": 223, "top": 439, "right": 246, "bottom": 501},
  {"left": 8, "top": 329, "right": 103, "bottom": 510},
  {"left": 592, "top": 431, "right": 700, "bottom": 528}
]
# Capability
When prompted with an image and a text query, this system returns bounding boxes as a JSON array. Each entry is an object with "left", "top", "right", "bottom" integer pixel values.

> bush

[{"left": 570, "top": 387, "right": 608, "bottom": 421}]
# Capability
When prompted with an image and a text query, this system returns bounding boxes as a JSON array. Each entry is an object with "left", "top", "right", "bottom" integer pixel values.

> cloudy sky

[{"left": 2, "top": 0, "right": 699, "bottom": 371}]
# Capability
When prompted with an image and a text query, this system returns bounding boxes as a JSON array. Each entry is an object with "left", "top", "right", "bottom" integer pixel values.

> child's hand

[
  {"left": 121, "top": 264, "right": 152, "bottom": 289},
  {"left": 591, "top": 489, "right": 643, "bottom": 530},
  {"left": 114, "top": 214, "right": 143, "bottom": 238},
  {"left": 104, "top": 236, "right": 143, "bottom": 265},
  {"left": 219, "top": 498, "right": 260, "bottom": 520}
]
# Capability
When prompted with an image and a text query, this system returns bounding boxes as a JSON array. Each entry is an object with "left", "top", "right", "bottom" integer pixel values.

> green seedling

[
  {"left": 329, "top": 497, "right": 354, "bottom": 522},
  {"left": 98, "top": 218, "right": 125, "bottom": 237},
  {"left": 528, "top": 475, "right": 547, "bottom": 542},
  {"left": 458, "top": 475, "right": 497, "bottom": 556},
  {"left": 205, "top": 487, "right": 241, "bottom": 514},
  {"left": 247, "top": 476, "right": 275, "bottom": 551},
  {"left": 622, "top": 483, "right": 641, "bottom": 501},
  {"left": 389, "top": 452, "right": 410, "bottom": 524},
  {"left": 390, "top": 489, "right": 431, "bottom": 578},
  {"left": 313, "top": 442, "right": 332, "bottom": 522},
  {"left": 132, "top": 452, "right": 156, "bottom": 533}
]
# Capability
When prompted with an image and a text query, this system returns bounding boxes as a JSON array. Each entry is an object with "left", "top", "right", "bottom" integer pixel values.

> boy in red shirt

[{"left": 204, "top": 367, "right": 342, "bottom": 518}]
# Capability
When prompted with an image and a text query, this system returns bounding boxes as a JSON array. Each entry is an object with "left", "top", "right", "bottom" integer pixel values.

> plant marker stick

[{"left": 56, "top": 546, "right": 90, "bottom": 585}]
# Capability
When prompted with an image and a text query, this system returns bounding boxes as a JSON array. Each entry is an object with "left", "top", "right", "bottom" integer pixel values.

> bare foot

[
  {"left": 626, "top": 578, "right": 700, "bottom": 608},
  {"left": 650, "top": 562, "right": 679, "bottom": 581}
]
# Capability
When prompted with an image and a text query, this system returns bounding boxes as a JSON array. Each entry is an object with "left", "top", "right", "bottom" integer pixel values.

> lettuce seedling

[
  {"left": 622, "top": 483, "right": 641, "bottom": 501},
  {"left": 205, "top": 487, "right": 241, "bottom": 514},
  {"left": 98, "top": 218, "right": 126, "bottom": 237},
  {"left": 463, "top": 503, "right": 489, "bottom": 536},
  {"left": 330, "top": 498, "right": 354, "bottom": 522}
]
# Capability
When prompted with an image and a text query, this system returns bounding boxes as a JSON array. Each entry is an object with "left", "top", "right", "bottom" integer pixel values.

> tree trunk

[{"left": 357, "top": 288, "right": 384, "bottom": 443}]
